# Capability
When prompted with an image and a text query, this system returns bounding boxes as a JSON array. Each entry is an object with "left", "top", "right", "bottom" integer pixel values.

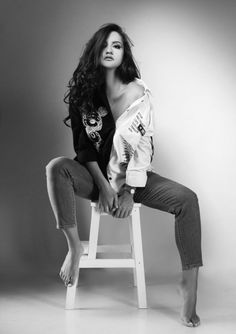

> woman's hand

[
  {"left": 98, "top": 182, "right": 119, "bottom": 214},
  {"left": 112, "top": 192, "right": 134, "bottom": 218},
  {"left": 84, "top": 162, "right": 118, "bottom": 214}
]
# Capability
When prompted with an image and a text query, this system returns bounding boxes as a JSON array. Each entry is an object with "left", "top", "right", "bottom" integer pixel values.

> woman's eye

[{"left": 102, "top": 43, "right": 121, "bottom": 49}]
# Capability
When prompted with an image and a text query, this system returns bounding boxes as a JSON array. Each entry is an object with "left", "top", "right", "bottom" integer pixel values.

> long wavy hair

[{"left": 63, "top": 23, "right": 141, "bottom": 126}]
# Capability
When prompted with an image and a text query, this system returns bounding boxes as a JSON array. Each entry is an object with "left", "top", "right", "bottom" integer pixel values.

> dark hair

[{"left": 63, "top": 23, "right": 141, "bottom": 126}]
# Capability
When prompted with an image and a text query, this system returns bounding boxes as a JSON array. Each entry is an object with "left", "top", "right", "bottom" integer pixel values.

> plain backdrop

[{"left": 1, "top": 0, "right": 236, "bottom": 288}]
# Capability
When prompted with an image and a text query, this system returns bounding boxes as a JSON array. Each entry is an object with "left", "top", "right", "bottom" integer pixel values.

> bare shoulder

[{"left": 125, "top": 80, "right": 145, "bottom": 101}]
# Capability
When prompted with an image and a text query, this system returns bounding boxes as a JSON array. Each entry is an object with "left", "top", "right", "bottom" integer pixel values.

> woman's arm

[
  {"left": 112, "top": 91, "right": 155, "bottom": 218},
  {"left": 112, "top": 136, "right": 153, "bottom": 219},
  {"left": 69, "top": 105, "right": 118, "bottom": 212},
  {"left": 69, "top": 104, "right": 99, "bottom": 163},
  {"left": 86, "top": 161, "right": 118, "bottom": 213},
  {"left": 125, "top": 134, "right": 154, "bottom": 187}
]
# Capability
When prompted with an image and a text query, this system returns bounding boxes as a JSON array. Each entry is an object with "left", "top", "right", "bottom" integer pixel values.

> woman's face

[{"left": 100, "top": 31, "right": 124, "bottom": 69}]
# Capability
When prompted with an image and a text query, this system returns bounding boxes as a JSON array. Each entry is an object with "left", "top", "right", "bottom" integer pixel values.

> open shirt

[{"left": 69, "top": 78, "right": 155, "bottom": 193}]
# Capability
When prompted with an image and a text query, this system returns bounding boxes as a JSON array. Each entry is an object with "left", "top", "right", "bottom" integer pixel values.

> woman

[{"left": 46, "top": 23, "right": 203, "bottom": 327}]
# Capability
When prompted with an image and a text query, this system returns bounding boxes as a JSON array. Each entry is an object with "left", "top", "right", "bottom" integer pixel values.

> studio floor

[{"left": 0, "top": 268, "right": 235, "bottom": 334}]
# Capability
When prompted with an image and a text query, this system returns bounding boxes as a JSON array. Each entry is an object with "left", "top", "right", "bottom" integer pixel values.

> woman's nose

[{"left": 105, "top": 45, "right": 113, "bottom": 53}]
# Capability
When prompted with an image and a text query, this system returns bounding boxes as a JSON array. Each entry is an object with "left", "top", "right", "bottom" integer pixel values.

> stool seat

[{"left": 66, "top": 201, "right": 147, "bottom": 309}]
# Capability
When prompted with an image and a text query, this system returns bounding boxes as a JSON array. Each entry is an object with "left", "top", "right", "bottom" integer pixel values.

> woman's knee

[
  {"left": 45, "top": 156, "right": 70, "bottom": 178},
  {"left": 177, "top": 186, "right": 199, "bottom": 206}
]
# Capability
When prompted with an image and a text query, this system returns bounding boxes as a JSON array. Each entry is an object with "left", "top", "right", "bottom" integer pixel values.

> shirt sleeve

[
  {"left": 69, "top": 104, "right": 98, "bottom": 163},
  {"left": 125, "top": 94, "right": 155, "bottom": 187},
  {"left": 126, "top": 134, "right": 154, "bottom": 187}
]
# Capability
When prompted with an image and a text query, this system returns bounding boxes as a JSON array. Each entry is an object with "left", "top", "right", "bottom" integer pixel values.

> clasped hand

[{"left": 98, "top": 184, "right": 134, "bottom": 218}]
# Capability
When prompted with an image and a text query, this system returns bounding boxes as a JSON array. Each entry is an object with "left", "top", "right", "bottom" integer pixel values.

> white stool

[{"left": 66, "top": 201, "right": 147, "bottom": 309}]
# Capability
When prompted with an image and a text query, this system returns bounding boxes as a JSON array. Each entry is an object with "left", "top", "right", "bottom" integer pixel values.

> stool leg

[
  {"left": 65, "top": 272, "right": 79, "bottom": 310},
  {"left": 88, "top": 204, "right": 100, "bottom": 259},
  {"left": 131, "top": 208, "right": 147, "bottom": 309},
  {"left": 128, "top": 217, "right": 137, "bottom": 287}
]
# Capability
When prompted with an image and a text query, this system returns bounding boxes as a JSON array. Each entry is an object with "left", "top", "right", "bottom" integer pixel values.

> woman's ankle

[{"left": 61, "top": 226, "right": 82, "bottom": 252}]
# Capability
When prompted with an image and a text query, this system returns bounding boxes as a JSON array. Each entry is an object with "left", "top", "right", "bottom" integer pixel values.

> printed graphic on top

[
  {"left": 82, "top": 106, "right": 108, "bottom": 151},
  {"left": 120, "top": 135, "right": 135, "bottom": 169},
  {"left": 128, "top": 111, "right": 146, "bottom": 136}
]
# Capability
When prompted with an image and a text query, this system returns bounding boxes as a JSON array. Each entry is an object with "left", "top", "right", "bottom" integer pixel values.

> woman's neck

[{"left": 104, "top": 69, "right": 125, "bottom": 98}]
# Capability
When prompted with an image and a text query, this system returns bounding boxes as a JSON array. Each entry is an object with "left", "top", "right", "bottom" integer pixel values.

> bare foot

[
  {"left": 178, "top": 282, "right": 201, "bottom": 327},
  {"left": 59, "top": 244, "right": 84, "bottom": 287}
]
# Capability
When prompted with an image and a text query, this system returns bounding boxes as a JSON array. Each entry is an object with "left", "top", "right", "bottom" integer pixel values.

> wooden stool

[{"left": 66, "top": 201, "right": 147, "bottom": 309}]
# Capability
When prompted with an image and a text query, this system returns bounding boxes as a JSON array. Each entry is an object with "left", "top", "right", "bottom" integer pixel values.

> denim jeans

[{"left": 46, "top": 156, "right": 203, "bottom": 271}]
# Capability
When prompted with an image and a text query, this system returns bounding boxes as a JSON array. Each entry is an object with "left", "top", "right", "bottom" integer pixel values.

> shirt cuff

[{"left": 126, "top": 170, "right": 147, "bottom": 187}]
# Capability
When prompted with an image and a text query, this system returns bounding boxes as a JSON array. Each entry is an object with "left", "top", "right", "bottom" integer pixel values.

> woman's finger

[
  {"left": 124, "top": 208, "right": 129, "bottom": 218},
  {"left": 98, "top": 202, "right": 104, "bottom": 213},
  {"left": 114, "top": 207, "right": 121, "bottom": 218},
  {"left": 104, "top": 205, "right": 110, "bottom": 213},
  {"left": 123, "top": 209, "right": 128, "bottom": 218},
  {"left": 111, "top": 208, "right": 117, "bottom": 217},
  {"left": 119, "top": 208, "right": 125, "bottom": 219},
  {"left": 114, "top": 194, "right": 119, "bottom": 209},
  {"left": 108, "top": 201, "right": 114, "bottom": 212},
  {"left": 98, "top": 202, "right": 102, "bottom": 212}
]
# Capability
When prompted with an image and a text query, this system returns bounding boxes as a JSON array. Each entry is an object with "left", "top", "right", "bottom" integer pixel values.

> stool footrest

[
  {"left": 81, "top": 241, "right": 132, "bottom": 254},
  {"left": 80, "top": 256, "right": 135, "bottom": 268}
]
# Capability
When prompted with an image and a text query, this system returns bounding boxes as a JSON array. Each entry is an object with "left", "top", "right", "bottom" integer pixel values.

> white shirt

[{"left": 106, "top": 78, "right": 155, "bottom": 192}]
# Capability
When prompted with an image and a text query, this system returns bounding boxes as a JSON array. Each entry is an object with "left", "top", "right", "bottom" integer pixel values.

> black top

[{"left": 69, "top": 86, "right": 115, "bottom": 180}]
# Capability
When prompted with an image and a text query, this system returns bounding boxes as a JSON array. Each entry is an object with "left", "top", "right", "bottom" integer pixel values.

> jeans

[{"left": 45, "top": 157, "right": 203, "bottom": 271}]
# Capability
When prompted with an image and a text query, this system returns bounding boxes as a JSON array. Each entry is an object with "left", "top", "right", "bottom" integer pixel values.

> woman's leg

[
  {"left": 134, "top": 171, "right": 203, "bottom": 327},
  {"left": 45, "top": 156, "right": 98, "bottom": 286}
]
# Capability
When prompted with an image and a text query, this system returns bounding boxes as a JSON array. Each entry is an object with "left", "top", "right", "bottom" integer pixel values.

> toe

[
  {"left": 181, "top": 318, "right": 194, "bottom": 327},
  {"left": 193, "top": 321, "right": 200, "bottom": 327},
  {"left": 59, "top": 271, "right": 63, "bottom": 280},
  {"left": 59, "top": 269, "right": 65, "bottom": 278},
  {"left": 192, "top": 319, "right": 201, "bottom": 327},
  {"left": 185, "top": 321, "right": 194, "bottom": 327},
  {"left": 60, "top": 272, "right": 67, "bottom": 284},
  {"left": 65, "top": 276, "right": 72, "bottom": 287},
  {"left": 191, "top": 314, "right": 201, "bottom": 327},
  {"left": 68, "top": 276, "right": 73, "bottom": 286},
  {"left": 67, "top": 279, "right": 73, "bottom": 287}
]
